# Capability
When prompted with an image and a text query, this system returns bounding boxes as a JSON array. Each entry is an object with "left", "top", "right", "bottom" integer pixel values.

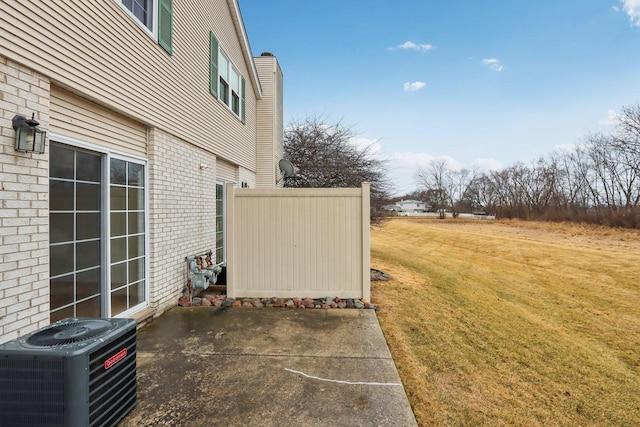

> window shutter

[
  {"left": 158, "top": 0, "right": 173, "bottom": 55},
  {"left": 241, "top": 76, "right": 246, "bottom": 124},
  {"left": 210, "top": 32, "right": 219, "bottom": 97}
]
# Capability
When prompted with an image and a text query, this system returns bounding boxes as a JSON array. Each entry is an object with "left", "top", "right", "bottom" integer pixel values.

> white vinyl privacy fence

[{"left": 226, "top": 183, "right": 371, "bottom": 301}]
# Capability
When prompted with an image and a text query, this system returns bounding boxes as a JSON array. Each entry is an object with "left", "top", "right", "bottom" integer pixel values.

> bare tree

[
  {"left": 415, "top": 159, "right": 450, "bottom": 218},
  {"left": 568, "top": 144, "right": 601, "bottom": 212},
  {"left": 283, "top": 116, "right": 393, "bottom": 222},
  {"left": 614, "top": 104, "right": 640, "bottom": 158},
  {"left": 449, "top": 168, "right": 475, "bottom": 216},
  {"left": 415, "top": 159, "right": 475, "bottom": 217},
  {"left": 466, "top": 173, "right": 499, "bottom": 214}
]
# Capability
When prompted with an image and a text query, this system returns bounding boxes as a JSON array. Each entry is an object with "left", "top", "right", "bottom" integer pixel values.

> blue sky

[{"left": 240, "top": 1, "right": 640, "bottom": 195}]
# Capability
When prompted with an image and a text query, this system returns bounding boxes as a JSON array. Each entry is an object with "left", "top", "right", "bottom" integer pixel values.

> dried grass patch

[{"left": 372, "top": 218, "right": 640, "bottom": 426}]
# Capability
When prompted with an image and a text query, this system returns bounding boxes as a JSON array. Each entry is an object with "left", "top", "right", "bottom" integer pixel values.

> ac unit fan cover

[{"left": 26, "top": 318, "right": 115, "bottom": 347}]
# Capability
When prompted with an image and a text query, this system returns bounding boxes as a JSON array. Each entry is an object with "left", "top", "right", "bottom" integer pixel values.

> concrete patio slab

[{"left": 119, "top": 307, "right": 417, "bottom": 427}]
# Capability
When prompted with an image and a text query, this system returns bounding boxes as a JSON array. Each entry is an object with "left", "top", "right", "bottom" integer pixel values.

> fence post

[
  {"left": 361, "top": 182, "right": 371, "bottom": 301},
  {"left": 226, "top": 182, "right": 236, "bottom": 298}
]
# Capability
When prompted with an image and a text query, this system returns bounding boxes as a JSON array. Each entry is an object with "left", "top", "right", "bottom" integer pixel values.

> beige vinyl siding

[
  {"left": 254, "top": 55, "right": 284, "bottom": 189},
  {"left": 275, "top": 62, "right": 284, "bottom": 155},
  {"left": 255, "top": 57, "right": 276, "bottom": 188},
  {"left": 50, "top": 86, "right": 146, "bottom": 157},
  {"left": 226, "top": 184, "right": 371, "bottom": 300},
  {"left": 0, "top": 0, "right": 259, "bottom": 171},
  {"left": 255, "top": 56, "right": 275, "bottom": 188},
  {"left": 274, "top": 64, "right": 284, "bottom": 185},
  {"left": 217, "top": 158, "right": 238, "bottom": 183}
]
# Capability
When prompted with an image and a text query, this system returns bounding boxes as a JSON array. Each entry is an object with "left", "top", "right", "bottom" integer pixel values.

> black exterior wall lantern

[{"left": 12, "top": 113, "right": 46, "bottom": 154}]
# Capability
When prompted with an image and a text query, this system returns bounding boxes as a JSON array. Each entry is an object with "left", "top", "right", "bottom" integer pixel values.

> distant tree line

[{"left": 412, "top": 104, "right": 640, "bottom": 228}]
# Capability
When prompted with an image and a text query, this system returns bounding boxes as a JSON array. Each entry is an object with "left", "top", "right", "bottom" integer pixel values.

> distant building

[{"left": 387, "top": 200, "right": 427, "bottom": 213}]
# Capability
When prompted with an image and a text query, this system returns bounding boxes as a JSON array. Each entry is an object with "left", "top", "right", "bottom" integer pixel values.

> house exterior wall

[
  {"left": 255, "top": 55, "right": 284, "bottom": 188},
  {"left": 226, "top": 183, "right": 371, "bottom": 301},
  {"left": 0, "top": 57, "right": 50, "bottom": 342},
  {"left": 147, "top": 127, "right": 217, "bottom": 314},
  {"left": 0, "top": 1, "right": 283, "bottom": 343}
]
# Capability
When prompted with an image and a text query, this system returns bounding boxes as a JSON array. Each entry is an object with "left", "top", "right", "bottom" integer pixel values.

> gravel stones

[
  {"left": 180, "top": 294, "right": 377, "bottom": 310},
  {"left": 371, "top": 268, "right": 392, "bottom": 281}
]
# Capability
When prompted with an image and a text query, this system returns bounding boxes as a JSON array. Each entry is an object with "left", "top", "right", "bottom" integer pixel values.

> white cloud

[
  {"left": 621, "top": 0, "right": 640, "bottom": 26},
  {"left": 390, "top": 41, "right": 435, "bottom": 52},
  {"left": 391, "top": 152, "right": 438, "bottom": 170},
  {"left": 553, "top": 143, "right": 578, "bottom": 154},
  {"left": 482, "top": 58, "right": 504, "bottom": 72},
  {"left": 403, "top": 81, "right": 426, "bottom": 92},
  {"left": 471, "top": 158, "right": 502, "bottom": 171},
  {"left": 349, "top": 137, "right": 382, "bottom": 155},
  {"left": 598, "top": 109, "right": 618, "bottom": 126}
]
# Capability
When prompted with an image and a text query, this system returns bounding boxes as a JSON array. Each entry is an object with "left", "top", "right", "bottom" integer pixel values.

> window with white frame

[
  {"left": 210, "top": 32, "right": 246, "bottom": 122},
  {"left": 109, "top": 158, "right": 147, "bottom": 316},
  {"left": 215, "top": 183, "right": 225, "bottom": 264},
  {"left": 116, "top": 0, "right": 173, "bottom": 55},
  {"left": 121, "top": 0, "right": 155, "bottom": 30},
  {"left": 219, "top": 55, "right": 242, "bottom": 116},
  {"left": 49, "top": 142, "right": 148, "bottom": 322},
  {"left": 49, "top": 145, "right": 103, "bottom": 321}
]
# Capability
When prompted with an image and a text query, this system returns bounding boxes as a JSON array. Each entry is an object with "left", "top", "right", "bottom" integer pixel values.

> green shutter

[
  {"left": 241, "top": 76, "right": 246, "bottom": 124},
  {"left": 158, "top": 0, "right": 173, "bottom": 55},
  {"left": 210, "top": 32, "right": 219, "bottom": 97}
]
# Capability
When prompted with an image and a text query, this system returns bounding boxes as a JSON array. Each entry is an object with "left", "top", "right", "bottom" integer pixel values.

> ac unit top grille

[
  {"left": 0, "top": 317, "right": 137, "bottom": 427},
  {"left": 26, "top": 319, "right": 115, "bottom": 347}
]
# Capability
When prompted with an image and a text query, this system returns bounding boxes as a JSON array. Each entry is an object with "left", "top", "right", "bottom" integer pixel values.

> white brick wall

[
  {"left": 0, "top": 56, "right": 50, "bottom": 344},
  {"left": 147, "top": 128, "right": 219, "bottom": 314}
]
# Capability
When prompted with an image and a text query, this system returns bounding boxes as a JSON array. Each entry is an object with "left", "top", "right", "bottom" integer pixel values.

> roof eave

[{"left": 228, "top": 0, "right": 263, "bottom": 99}]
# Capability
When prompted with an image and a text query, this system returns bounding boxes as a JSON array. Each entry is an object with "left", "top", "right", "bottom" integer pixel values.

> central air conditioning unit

[{"left": 0, "top": 317, "right": 137, "bottom": 427}]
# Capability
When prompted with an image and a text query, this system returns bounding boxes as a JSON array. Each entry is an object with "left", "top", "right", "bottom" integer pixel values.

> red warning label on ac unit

[{"left": 104, "top": 348, "right": 128, "bottom": 369}]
